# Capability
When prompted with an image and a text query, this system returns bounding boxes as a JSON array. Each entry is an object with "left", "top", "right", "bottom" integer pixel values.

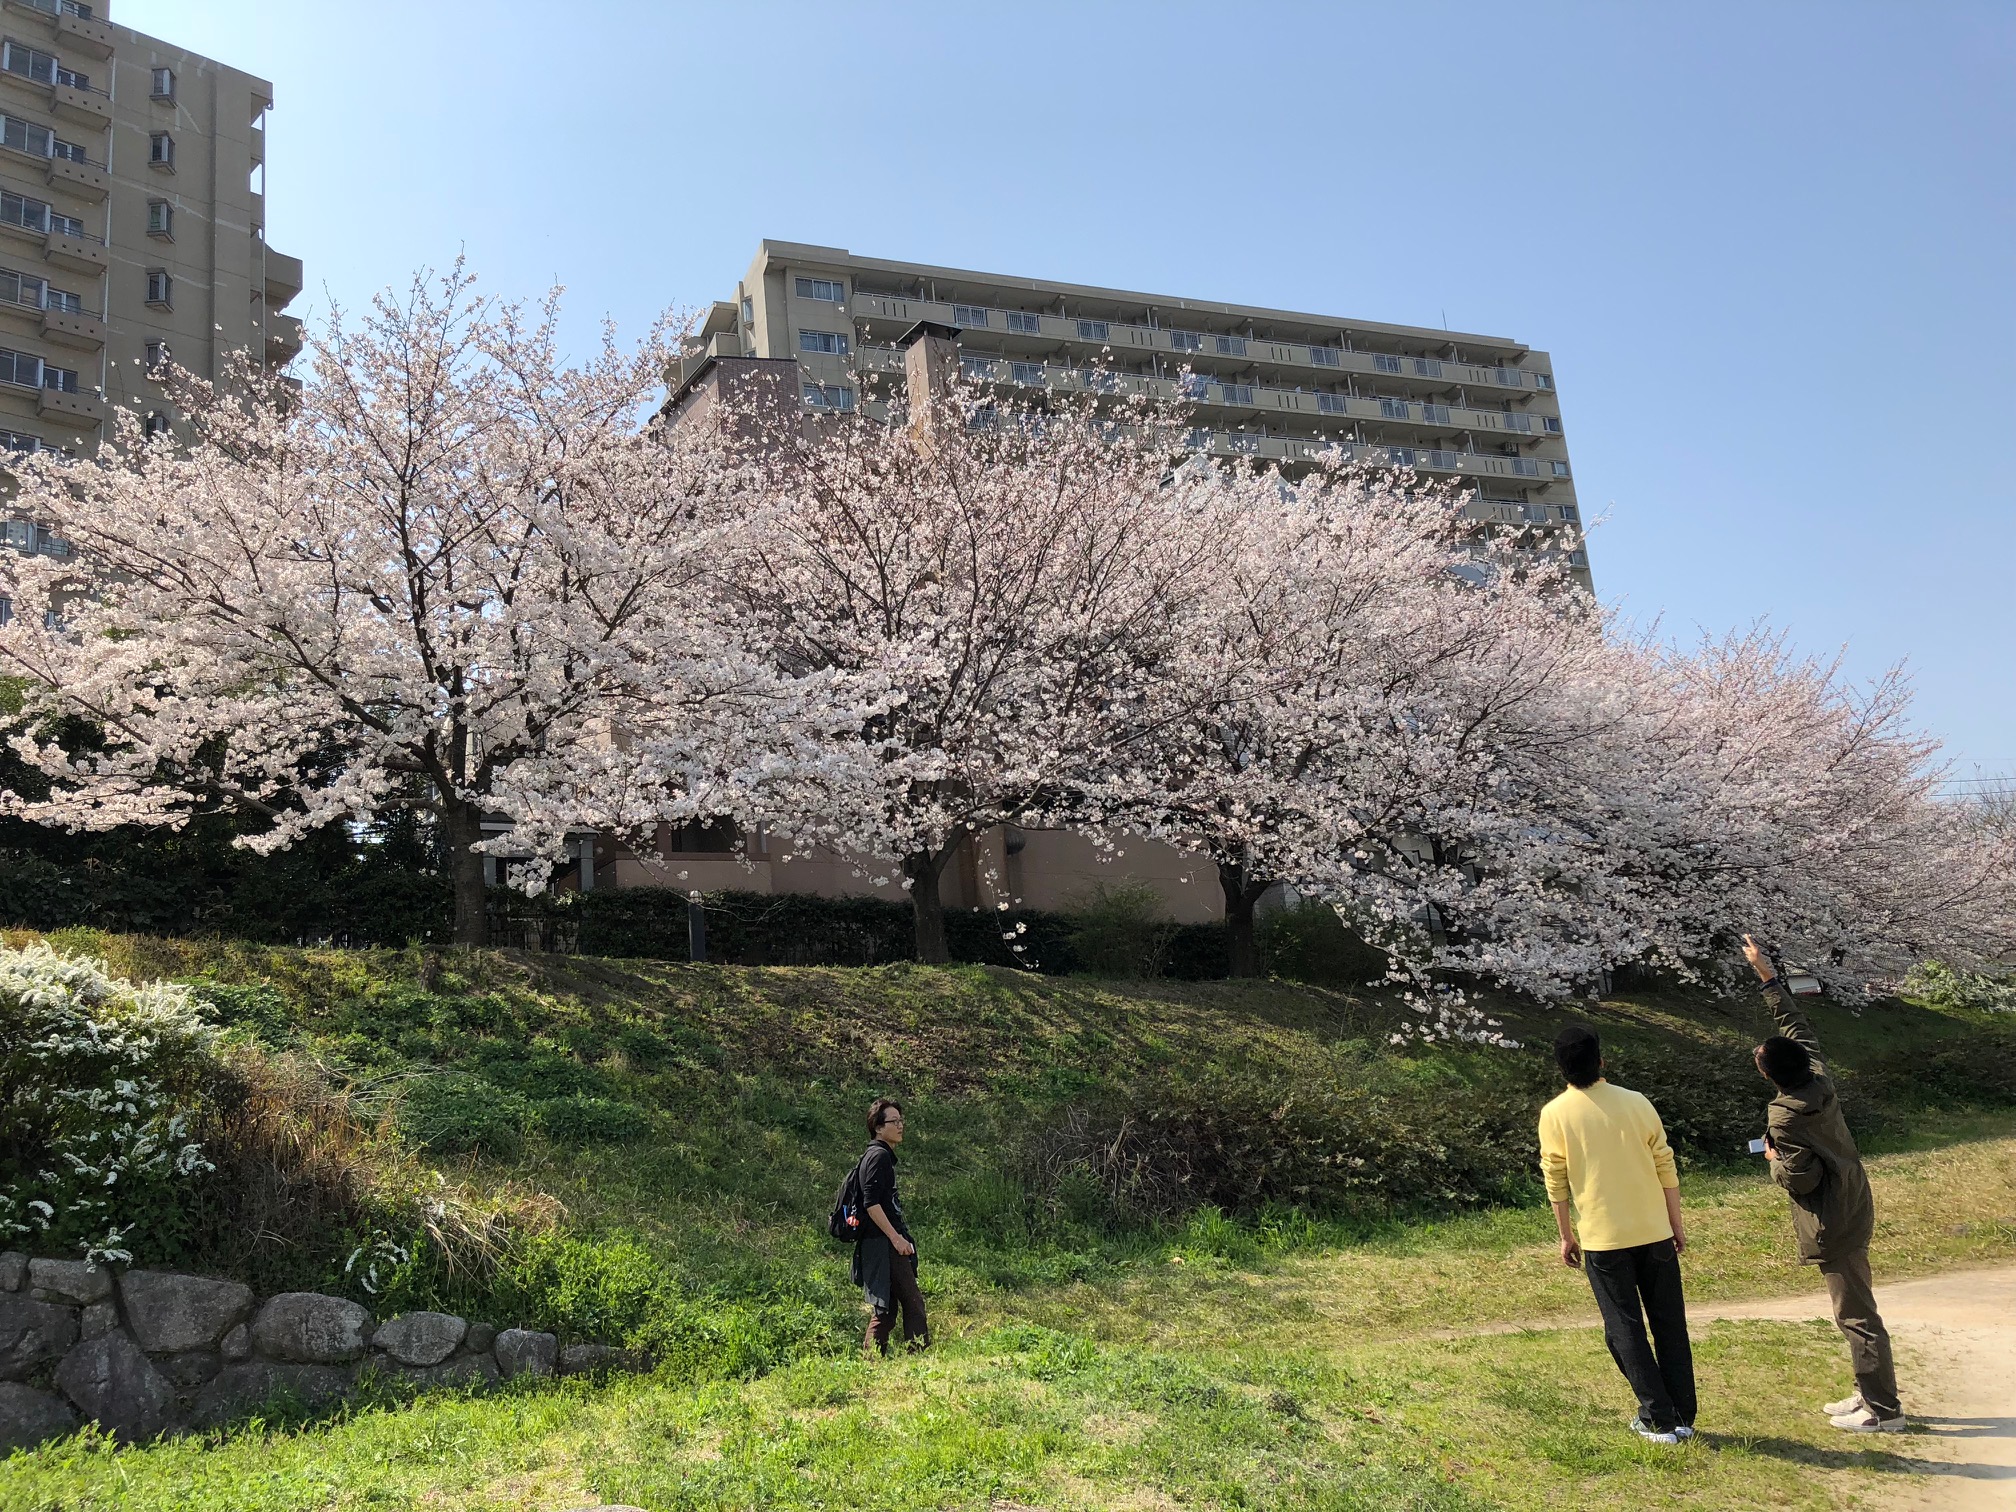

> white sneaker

[
  {"left": 1830, "top": 1408, "right": 1906, "bottom": 1433},
  {"left": 1822, "top": 1391, "right": 1865, "bottom": 1417},
  {"left": 1673, "top": 1425, "right": 1696, "bottom": 1441},
  {"left": 1630, "top": 1417, "right": 1681, "bottom": 1444}
]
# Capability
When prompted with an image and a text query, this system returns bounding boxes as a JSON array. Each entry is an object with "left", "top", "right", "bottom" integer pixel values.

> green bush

[
  {"left": 1905, "top": 960, "right": 2016, "bottom": 1013},
  {"left": 398, "top": 1071, "right": 533, "bottom": 1157},
  {"left": 535, "top": 1095, "right": 651, "bottom": 1145},
  {"left": 0, "top": 943, "right": 226, "bottom": 1262},
  {"left": 1065, "top": 883, "right": 1177, "bottom": 978},
  {"left": 1258, "top": 900, "right": 1389, "bottom": 986}
]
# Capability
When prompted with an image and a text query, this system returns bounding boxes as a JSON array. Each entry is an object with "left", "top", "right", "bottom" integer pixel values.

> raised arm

[{"left": 1742, "top": 933, "right": 1826, "bottom": 1073}]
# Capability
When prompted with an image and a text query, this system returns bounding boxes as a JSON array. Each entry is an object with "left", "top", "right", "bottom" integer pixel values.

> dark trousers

[
  {"left": 1818, "top": 1247, "right": 1899, "bottom": 1417},
  {"left": 864, "top": 1251, "right": 929, "bottom": 1355},
  {"left": 1584, "top": 1239, "right": 1697, "bottom": 1431}
]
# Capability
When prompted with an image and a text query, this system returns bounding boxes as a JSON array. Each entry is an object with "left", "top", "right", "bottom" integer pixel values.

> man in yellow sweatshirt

[{"left": 1539, "top": 1023, "right": 1696, "bottom": 1444}]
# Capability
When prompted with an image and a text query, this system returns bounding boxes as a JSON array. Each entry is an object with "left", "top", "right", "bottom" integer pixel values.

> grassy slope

[{"left": 2, "top": 928, "right": 2012, "bottom": 1511}]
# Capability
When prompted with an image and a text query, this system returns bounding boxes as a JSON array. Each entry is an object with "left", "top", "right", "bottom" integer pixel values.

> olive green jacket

[{"left": 1763, "top": 982, "right": 1875, "bottom": 1263}]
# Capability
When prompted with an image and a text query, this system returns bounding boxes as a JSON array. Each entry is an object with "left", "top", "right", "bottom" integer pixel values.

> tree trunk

[
  {"left": 905, "top": 847, "right": 952, "bottom": 965},
  {"left": 1219, "top": 860, "right": 1272, "bottom": 978},
  {"left": 443, "top": 799, "right": 489, "bottom": 948}
]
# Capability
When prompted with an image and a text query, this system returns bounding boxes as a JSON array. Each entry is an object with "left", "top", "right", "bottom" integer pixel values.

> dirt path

[{"left": 1698, "top": 1265, "right": 2016, "bottom": 1512}]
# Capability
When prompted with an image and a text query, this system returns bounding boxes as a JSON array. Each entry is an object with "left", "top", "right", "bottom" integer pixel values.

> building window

[
  {"left": 1422, "top": 403, "right": 1451, "bottom": 424},
  {"left": 1009, "top": 361, "right": 1046, "bottom": 387},
  {"left": 1543, "top": 416, "right": 1563, "bottom": 434},
  {"left": 0, "top": 115, "right": 54, "bottom": 159},
  {"left": 739, "top": 295, "right": 752, "bottom": 325},
  {"left": 1219, "top": 382, "right": 1255, "bottom": 404},
  {"left": 1502, "top": 413, "right": 1532, "bottom": 433},
  {"left": 1379, "top": 398, "right": 1411, "bottom": 420},
  {"left": 146, "top": 198, "right": 172, "bottom": 238},
  {"left": 1493, "top": 366, "right": 1521, "bottom": 386},
  {"left": 148, "top": 132, "right": 175, "bottom": 170},
  {"left": 1550, "top": 460, "right": 1571, "bottom": 478},
  {"left": 1413, "top": 357, "right": 1443, "bottom": 378},
  {"left": 145, "top": 339, "right": 170, "bottom": 373},
  {"left": 150, "top": 66, "right": 174, "bottom": 101},
  {"left": 793, "top": 276, "right": 843, "bottom": 302},
  {"left": 42, "top": 362, "right": 77, "bottom": 393},
  {"left": 1215, "top": 335, "right": 1247, "bottom": 357},
  {"left": 801, "top": 383, "right": 854, "bottom": 412},
  {"left": 951, "top": 304, "right": 988, "bottom": 328},
  {"left": 0, "top": 347, "right": 42, "bottom": 388},
  {"left": 49, "top": 209, "right": 81, "bottom": 239},
  {"left": 142, "top": 410, "right": 171, "bottom": 438},
  {"left": 1005, "top": 311, "right": 1041, "bottom": 335},
  {"left": 1511, "top": 458, "right": 1541, "bottom": 477},
  {"left": 0, "top": 429, "right": 39, "bottom": 453},
  {"left": 1168, "top": 330, "right": 1202, "bottom": 352},
  {"left": 1317, "top": 393, "right": 1348, "bottom": 415},
  {"left": 144, "top": 269, "right": 171, "bottom": 307},
  {"left": 1075, "top": 318, "right": 1108, "bottom": 342},
  {"left": 1310, "top": 346, "right": 1341, "bottom": 367},
  {"left": 1079, "top": 367, "right": 1118, "bottom": 393},
  {"left": 1373, "top": 354, "right": 1402, "bottom": 374},
  {"left": 2, "top": 42, "right": 59, "bottom": 87},
  {"left": 797, "top": 329, "right": 848, "bottom": 356},
  {"left": 1535, "top": 372, "right": 1555, "bottom": 390},
  {"left": 0, "top": 268, "right": 47, "bottom": 309}
]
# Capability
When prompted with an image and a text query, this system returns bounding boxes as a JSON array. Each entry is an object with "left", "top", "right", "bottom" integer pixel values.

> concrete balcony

[
  {"left": 35, "top": 384, "right": 101, "bottom": 426},
  {"left": 849, "top": 291, "right": 1557, "bottom": 396},
  {"left": 42, "top": 228, "right": 104, "bottom": 274},
  {"left": 49, "top": 81, "right": 109, "bottom": 127},
  {"left": 44, "top": 154, "right": 106, "bottom": 200},
  {"left": 266, "top": 312, "right": 303, "bottom": 365},
  {"left": 55, "top": 11, "right": 113, "bottom": 58},
  {"left": 40, "top": 305, "right": 100, "bottom": 349},
  {"left": 264, "top": 248, "right": 302, "bottom": 308}
]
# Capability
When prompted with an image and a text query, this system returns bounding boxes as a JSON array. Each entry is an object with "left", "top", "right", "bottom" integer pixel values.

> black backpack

[{"left": 827, "top": 1157, "right": 866, "bottom": 1243}]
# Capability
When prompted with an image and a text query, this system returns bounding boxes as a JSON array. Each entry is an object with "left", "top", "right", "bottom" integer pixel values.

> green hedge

[{"left": 568, "top": 886, "right": 1234, "bottom": 979}]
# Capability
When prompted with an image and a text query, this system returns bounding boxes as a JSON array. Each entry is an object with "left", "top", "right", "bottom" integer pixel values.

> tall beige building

[
  {"left": 0, "top": 0, "right": 300, "bottom": 566},
  {"left": 676, "top": 239, "right": 1587, "bottom": 582}
]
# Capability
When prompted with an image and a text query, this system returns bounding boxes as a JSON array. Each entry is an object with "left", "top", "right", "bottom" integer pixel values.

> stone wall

[{"left": 0, "top": 1253, "right": 638, "bottom": 1451}]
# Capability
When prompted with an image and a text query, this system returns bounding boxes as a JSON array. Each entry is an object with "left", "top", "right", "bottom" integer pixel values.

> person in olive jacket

[{"left": 1742, "top": 935, "right": 1904, "bottom": 1432}]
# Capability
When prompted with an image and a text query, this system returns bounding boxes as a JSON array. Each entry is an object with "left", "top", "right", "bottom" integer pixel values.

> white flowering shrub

[{"left": 0, "top": 943, "right": 220, "bottom": 1263}]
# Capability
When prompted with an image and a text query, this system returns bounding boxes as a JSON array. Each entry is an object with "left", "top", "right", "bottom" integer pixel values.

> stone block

[
  {"left": 397, "top": 1353, "right": 498, "bottom": 1392},
  {"left": 120, "top": 1271, "right": 255, "bottom": 1354},
  {"left": 493, "top": 1328, "right": 557, "bottom": 1380},
  {"left": 464, "top": 1321, "right": 496, "bottom": 1354},
  {"left": 28, "top": 1259, "right": 111, "bottom": 1306},
  {"left": 80, "top": 1301, "right": 118, "bottom": 1340},
  {"left": 558, "top": 1342, "right": 640, "bottom": 1377},
  {"left": 251, "top": 1293, "right": 372, "bottom": 1364},
  {"left": 0, "top": 1294, "right": 79, "bottom": 1381},
  {"left": 54, "top": 1332, "right": 172, "bottom": 1444},
  {"left": 0, "top": 1381, "right": 76, "bottom": 1453},
  {"left": 373, "top": 1311, "right": 466, "bottom": 1368},
  {"left": 159, "top": 1350, "right": 221, "bottom": 1387},
  {"left": 0, "top": 1253, "right": 25, "bottom": 1292},
  {"left": 190, "top": 1360, "right": 355, "bottom": 1428},
  {"left": 220, "top": 1322, "right": 251, "bottom": 1360}
]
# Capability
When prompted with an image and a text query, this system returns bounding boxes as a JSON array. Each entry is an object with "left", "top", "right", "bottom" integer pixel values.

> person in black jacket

[{"left": 851, "top": 1097, "right": 929, "bottom": 1356}]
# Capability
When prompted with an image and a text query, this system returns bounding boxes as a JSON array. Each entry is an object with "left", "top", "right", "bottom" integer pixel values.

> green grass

[{"left": 1, "top": 927, "right": 2011, "bottom": 1509}]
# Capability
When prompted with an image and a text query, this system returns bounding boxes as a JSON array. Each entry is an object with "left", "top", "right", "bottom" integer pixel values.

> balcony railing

[
  {"left": 850, "top": 291, "right": 1556, "bottom": 392},
  {"left": 866, "top": 346, "right": 1566, "bottom": 445}
]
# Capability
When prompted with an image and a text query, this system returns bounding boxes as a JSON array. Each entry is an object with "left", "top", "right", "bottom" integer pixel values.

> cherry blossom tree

[
  {"left": 722, "top": 382, "right": 1232, "bottom": 962},
  {"left": 0, "top": 267, "right": 824, "bottom": 945}
]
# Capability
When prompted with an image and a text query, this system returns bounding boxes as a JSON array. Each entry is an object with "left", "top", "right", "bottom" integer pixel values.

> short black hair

[
  {"left": 866, "top": 1097, "right": 903, "bottom": 1136},
  {"left": 1554, "top": 1024, "right": 1603, "bottom": 1088},
  {"left": 1757, "top": 1035, "right": 1813, "bottom": 1090}
]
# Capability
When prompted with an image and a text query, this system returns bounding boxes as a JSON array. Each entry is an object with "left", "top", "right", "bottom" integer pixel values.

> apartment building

[
  {"left": 675, "top": 239, "right": 1587, "bottom": 581},
  {"left": 619, "top": 241, "right": 1590, "bottom": 925},
  {"left": 0, "top": 0, "right": 301, "bottom": 572}
]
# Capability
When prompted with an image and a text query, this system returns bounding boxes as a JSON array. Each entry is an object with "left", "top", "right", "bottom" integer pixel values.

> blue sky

[{"left": 123, "top": 0, "right": 2016, "bottom": 780}]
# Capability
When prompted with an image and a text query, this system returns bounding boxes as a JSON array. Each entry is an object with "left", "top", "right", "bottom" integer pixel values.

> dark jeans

[
  {"left": 864, "top": 1251, "right": 929, "bottom": 1355},
  {"left": 1818, "top": 1247, "right": 1900, "bottom": 1418},
  {"left": 1584, "top": 1238, "right": 1696, "bottom": 1431}
]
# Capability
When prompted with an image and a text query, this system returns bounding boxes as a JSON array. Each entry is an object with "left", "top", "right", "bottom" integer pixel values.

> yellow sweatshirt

[{"left": 1538, "top": 1080, "right": 1680, "bottom": 1252}]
